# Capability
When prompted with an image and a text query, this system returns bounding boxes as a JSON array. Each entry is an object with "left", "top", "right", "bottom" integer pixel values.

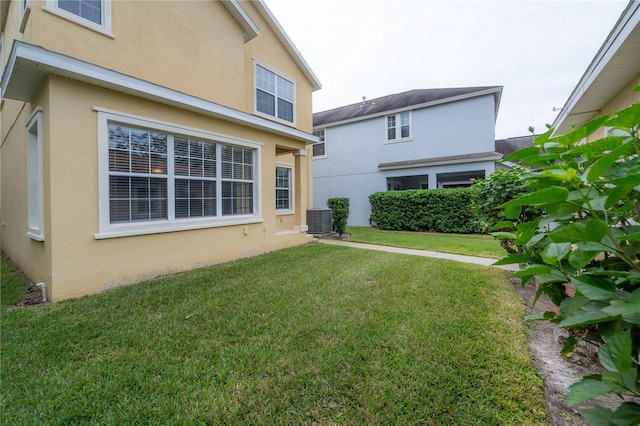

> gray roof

[
  {"left": 495, "top": 135, "right": 536, "bottom": 156},
  {"left": 313, "top": 86, "right": 502, "bottom": 127}
]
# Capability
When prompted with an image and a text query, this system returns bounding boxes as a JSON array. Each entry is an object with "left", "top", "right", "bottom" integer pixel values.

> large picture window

[
  {"left": 97, "top": 110, "right": 261, "bottom": 238},
  {"left": 255, "top": 63, "right": 295, "bottom": 123}
]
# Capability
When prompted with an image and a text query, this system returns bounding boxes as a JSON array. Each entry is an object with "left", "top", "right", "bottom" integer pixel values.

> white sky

[{"left": 265, "top": 0, "right": 629, "bottom": 139}]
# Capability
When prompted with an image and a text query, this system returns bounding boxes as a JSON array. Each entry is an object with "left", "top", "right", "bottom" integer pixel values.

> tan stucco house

[
  {"left": 552, "top": 0, "right": 639, "bottom": 137},
  {"left": 0, "top": 0, "right": 321, "bottom": 301}
]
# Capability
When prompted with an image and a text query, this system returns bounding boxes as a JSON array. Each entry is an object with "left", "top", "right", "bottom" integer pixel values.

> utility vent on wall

[{"left": 306, "top": 209, "right": 332, "bottom": 234}]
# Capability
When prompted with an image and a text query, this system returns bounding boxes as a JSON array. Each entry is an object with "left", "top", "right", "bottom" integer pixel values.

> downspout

[{"left": 35, "top": 282, "right": 47, "bottom": 303}]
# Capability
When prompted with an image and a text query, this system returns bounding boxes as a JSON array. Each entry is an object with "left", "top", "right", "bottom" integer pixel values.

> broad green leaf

[
  {"left": 500, "top": 186, "right": 569, "bottom": 210},
  {"left": 549, "top": 219, "right": 609, "bottom": 243},
  {"left": 541, "top": 242, "right": 572, "bottom": 265},
  {"left": 503, "top": 204, "right": 521, "bottom": 220},
  {"left": 492, "top": 253, "right": 528, "bottom": 266},
  {"left": 490, "top": 231, "right": 517, "bottom": 240},
  {"left": 565, "top": 135, "right": 623, "bottom": 159},
  {"left": 611, "top": 174, "right": 640, "bottom": 186},
  {"left": 575, "top": 241, "right": 619, "bottom": 254},
  {"left": 602, "top": 299, "right": 640, "bottom": 324},
  {"left": 568, "top": 248, "right": 599, "bottom": 269},
  {"left": 560, "top": 295, "right": 590, "bottom": 317},
  {"left": 503, "top": 145, "right": 540, "bottom": 162},
  {"left": 556, "top": 115, "right": 610, "bottom": 147},
  {"left": 536, "top": 270, "right": 569, "bottom": 284},
  {"left": 525, "top": 232, "right": 548, "bottom": 248},
  {"left": 539, "top": 212, "right": 576, "bottom": 228},
  {"left": 570, "top": 275, "right": 616, "bottom": 300},
  {"left": 587, "top": 142, "right": 636, "bottom": 181},
  {"left": 606, "top": 102, "right": 640, "bottom": 129},
  {"left": 605, "top": 183, "right": 635, "bottom": 209},
  {"left": 578, "top": 405, "right": 614, "bottom": 425},
  {"left": 558, "top": 304, "right": 618, "bottom": 328},
  {"left": 567, "top": 378, "right": 623, "bottom": 406},
  {"left": 524, "top": 311, "right": 557, "bottom": 321},
  {"left": 598, "top": 331, "right": 632, "bottom": 374},
  {"left": 510, "top": 264, "right": 552, "bottom": 278},
  {"left": 619, "top": 233, "right": 640, "bottom": 242},
  {"left": 488, "top": 221, "right": 515, "bottom": 231},
  {"left": 608, "top": 402, "right": 640, "bottom": 426}
]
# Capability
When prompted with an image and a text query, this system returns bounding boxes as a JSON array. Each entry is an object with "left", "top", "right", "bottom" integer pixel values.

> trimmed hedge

[
  {"left": 327, "top": 197, "right": 350, "bottom": 236},
  {"left": 369, "top": 188, "right": 481, "bottom": 234}
]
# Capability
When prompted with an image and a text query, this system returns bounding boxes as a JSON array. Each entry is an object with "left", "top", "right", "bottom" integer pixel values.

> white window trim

[
  {"left": 95, "top": 107, "right": 263, "bottom": 239},
  {"left": 0, "top": 33, "right": 3, "bottom": 82},
  {"left": 26, "top": 107, "right": 45, "bottom": 241},
  {"left": 275, "top": 163, "right": 294, "bottom": 215},
  {"left": 312, "top": 129, "right": 327, "bottom": 159},
  {"left": 385, "top": 111, "right": 413, "bottom": 143},
  {"left": 43, "top": 0, "right": 114, "bottom": 38},
  {"left": 253, "top": 59, "right": 296, "bottom": 127}
]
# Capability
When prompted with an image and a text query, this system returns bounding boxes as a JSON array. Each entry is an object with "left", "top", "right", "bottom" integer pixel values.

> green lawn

[
  {"left": 345, "top": 227, "right": 506, "bottom": 259},
  {"left": 1, "top": 245, "right": 547, "bottom": 425}
]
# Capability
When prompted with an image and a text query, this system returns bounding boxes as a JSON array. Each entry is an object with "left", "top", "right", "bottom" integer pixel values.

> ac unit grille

[{"left": 307, "top": 209, "right": 332, "bottom": 234}]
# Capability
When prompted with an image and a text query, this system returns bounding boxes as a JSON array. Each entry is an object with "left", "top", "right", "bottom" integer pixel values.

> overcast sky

[{"left": 265, "top": 0, "right": 628, "bottom": 139}]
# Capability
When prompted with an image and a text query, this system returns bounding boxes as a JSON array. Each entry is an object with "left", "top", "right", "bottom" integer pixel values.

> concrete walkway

[{"left": 318, "top": 239, "right": 519, "bottom": 272}]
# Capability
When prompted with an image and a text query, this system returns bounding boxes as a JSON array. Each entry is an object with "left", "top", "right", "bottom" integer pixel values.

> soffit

[{"left": 1, "top": 41, "right": 317, "bottom": 144}]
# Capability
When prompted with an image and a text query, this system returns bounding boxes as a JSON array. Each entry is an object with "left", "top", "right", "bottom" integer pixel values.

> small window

[
  {"left": 275, "top": 166, "right": 293, "bottom": 211},
  {"left": 26, "top": 108, "right": 44, "bottom": 241},
  {"left": 255, "top": 63, "right": 295, "bottom": 124},
  {"left": 44, "top": 0, "right": 112, "bottom": 36},
  {"left": 312, "top": 129, "right": 326, "bottom": 158},
  {"left": 606, "top": 127, "right": 629, "bottom": 137},
  {"left": 386, "top": 112, "right": 412, "bottom": 142}
]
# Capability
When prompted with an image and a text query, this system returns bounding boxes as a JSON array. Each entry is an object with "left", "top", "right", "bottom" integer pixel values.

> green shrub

[
  {"left": 369, "top": 188, "right": 481, "bottom": 234},
  {"left": 495, "top": 89, "right": 640, "bottom": 425},
  {"left": 472, "top": 165, "right": 540, "bottom": 253},
  {"left": 327, "top": 198, "right": 350, "bottom": 236}
]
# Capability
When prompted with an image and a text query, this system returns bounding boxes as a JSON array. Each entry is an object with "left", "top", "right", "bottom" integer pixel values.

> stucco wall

[
  {"left": 586, "top": 76, "right": 640, "bottom": 142},
  {"left": 16, "top": 1, "right": 314, "bottom": 132}
]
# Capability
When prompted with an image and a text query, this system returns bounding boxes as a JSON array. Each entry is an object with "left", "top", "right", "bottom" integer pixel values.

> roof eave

[
  {"left": 252, "top": 0, "right": 322, "bottom": 92},
  {"left": 315, "top": 86, "right": 503, "bottom": 129},
  {"left": 378, "top": 152, "right": 503, "bottom": 170},
  {"left": 0, "top": 41, "right": 317, "bottom": 144},
  {"left": 552, "top": 1, "right": 640, "bottom": 135},
  {"left": 221, "top": 0, "right": 260, "bottom": 42}
]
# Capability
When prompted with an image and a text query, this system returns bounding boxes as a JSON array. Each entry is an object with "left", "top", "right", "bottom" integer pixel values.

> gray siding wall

[{"left": 313, "top": 94, "right": 498, "bottom": 227}]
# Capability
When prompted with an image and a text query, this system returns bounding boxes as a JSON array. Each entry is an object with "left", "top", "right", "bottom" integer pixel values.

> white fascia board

[
  {"left": 1, "top": 41, "right": 316, "bottom": 144},
  {"left": 552, "top": 1, "right": 640, "bottom": 132},
  {"left": 316, "top": 87, "right": 503, "bottom": 129},
  {"left": 378, "top": 153, "right": 503, "bottom": 171},
  {"left": 252, "top": 0, "right": 322, "bottom": 92},
  {"left": 221, "top": 0, "right": 260, "bottom": 42}
]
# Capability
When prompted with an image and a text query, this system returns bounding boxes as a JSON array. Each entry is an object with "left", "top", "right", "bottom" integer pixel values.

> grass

[
  {"left": 1, "top": 252, "right": 28, "bottom": 310},
  {"left": 345, "top": 226, "right": 506, "bottom": 259},
  {"left": 1, "top": 244, "right": 547, "bottom": 425}
]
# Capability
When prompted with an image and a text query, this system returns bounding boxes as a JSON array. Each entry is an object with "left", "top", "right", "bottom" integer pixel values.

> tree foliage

[
  {"left": 327, "top": 198, "right": 350, "bottom": 236},
  {"left": 494, "top": 89, "right": 640, "bottom": 425},
  {"left": 472, "top": 165, "right": 539, "bottom": 253}
]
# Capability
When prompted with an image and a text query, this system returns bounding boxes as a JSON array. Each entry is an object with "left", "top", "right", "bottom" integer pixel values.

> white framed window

[
  {"left": 255, "top": 62, "right": 295, "bottom": 124},
  {"left": 26, "top": 107, "right": 45, "bottom": 241},
  {"left": 96, "top": 108, "right": 262, "bottom": 239},
  {"left": 606, "top": 127, "right": 630, "bottom": 137},
  {"left": 44, "top": 0, "right": 113, "bottom": 37},
  {"left": 275, "top": 164, "right": 293, "bottom": 213},
  {"left": 312, "top": 129, "right": 326, "bottom": 158},
  {"left": 386, "top": 111, "right": 412, "bottom": 142}
]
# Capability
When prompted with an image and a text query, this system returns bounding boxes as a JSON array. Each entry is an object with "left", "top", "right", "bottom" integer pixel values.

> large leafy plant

[{"left": 493, "top": 89, "right": 640, "bottom": 425}]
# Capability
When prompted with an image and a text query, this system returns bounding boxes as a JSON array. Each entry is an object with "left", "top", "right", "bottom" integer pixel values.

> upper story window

[
  {"left": 96, "top": 109, "right": 262, "bottom": 239},
  {"left": 44, "top": 0, "right": 113, "bottom": 37},
  {"left": 312, "top": 129, "right": 326, "bottom": 158},
  {"left": 255, "top": 63, "right": 295, "bottom": 124},
  {"left": 386, "top": 111, "right": 412, "bottom": 142}
]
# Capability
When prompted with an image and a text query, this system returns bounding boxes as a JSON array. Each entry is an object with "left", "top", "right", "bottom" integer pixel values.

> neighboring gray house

[{"left": 312, "top": 87, "right": 503, "bottom": 226}]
